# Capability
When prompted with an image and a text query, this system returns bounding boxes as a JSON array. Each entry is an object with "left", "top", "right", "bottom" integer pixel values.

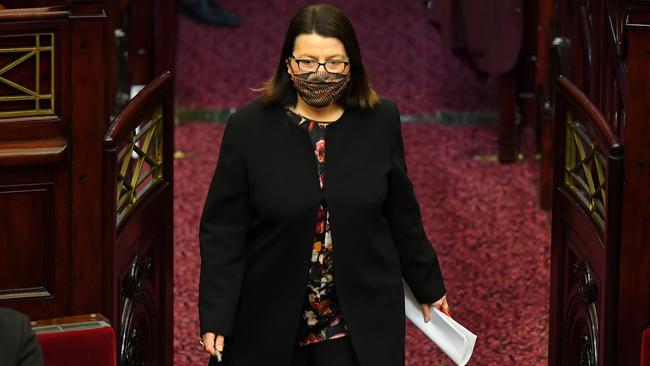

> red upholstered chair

[
  {"left": 33, "top": 314, "right": 116, "bottom": 366},
  {"left": 642, "top": 327, "right": 650, "bottom": 366}
]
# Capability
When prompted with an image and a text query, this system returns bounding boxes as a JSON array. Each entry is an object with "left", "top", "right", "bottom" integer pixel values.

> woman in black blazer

[{"left": 198, "top": 4, "right": 449, "bottom": 366}]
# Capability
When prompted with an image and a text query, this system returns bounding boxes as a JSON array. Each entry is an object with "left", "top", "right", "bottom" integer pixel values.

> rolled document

[{"left": 403, "top": 281, "right": 477, "bottom": 365}]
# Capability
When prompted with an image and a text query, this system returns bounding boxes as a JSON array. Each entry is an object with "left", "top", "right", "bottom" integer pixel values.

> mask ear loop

[
  {"left": 338, "top": 72, "right": 351, "bottom": 107},
  {"left": 286, "top": 58, "right": 293, "bottom": 74},
  {"left": 286, "top": 57, "right": 301, "bottom": 107}
]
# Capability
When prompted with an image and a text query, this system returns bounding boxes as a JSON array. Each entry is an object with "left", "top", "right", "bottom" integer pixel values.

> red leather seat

[{"left": 34, "top": 314, "right": 116, "bottom": 366}]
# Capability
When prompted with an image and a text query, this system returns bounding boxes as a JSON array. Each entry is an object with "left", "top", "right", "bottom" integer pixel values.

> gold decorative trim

[
  {"left": 0, "top": 33, "right": 55, "bottom": 118},
  {"left": 564, "top": 111, "right": 607, "bottom": 232},
  {"left": 115, "top": 105, "right": 164, "bottom": 227}
]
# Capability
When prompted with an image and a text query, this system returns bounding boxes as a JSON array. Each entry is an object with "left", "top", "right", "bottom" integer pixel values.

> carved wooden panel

[
  {"left": 0, "top": 183, "right": 54, "bottom": 300},
  {"left": 545, "top": 5, "right": 650, "bottom": 364},
  {"left": 549, "top": 77, "right": 623, "bottom": 366},
  {"left": 564, "top": 255, "right": 599, "bottom": 366},
  {"left": 0, "top": 163, "right": 70, "bottom": 317},
  {"left": 617, "top": 9, "right": 650, "bottom": 365},
  {"left": 0, "top": 7, "right": 71, "bottom": 321},
  {"left": 546, "top": 0, "right": 630, "bottom": 141},
  {"left": 119, "top": 250, "right": 158, "bottom": 366},
  {"left": 104, "top": 71, "right": 174, "bottom": 366},
  {"left": 600, "top": 61, "right": 624, "bottom": 141},
  {"left": 0, "top": 4, "right": 175, "bottom": 366},
  {"left": 539, "top": 1, "right": 631, "bottom": 204},
  {"left": 113, "top": 162, "right": 170, "bottom": 366}
]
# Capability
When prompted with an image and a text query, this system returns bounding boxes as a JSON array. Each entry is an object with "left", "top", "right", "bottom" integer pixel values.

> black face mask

[{"left": 291, "top": 70, "right": 350, "bottom": 108}]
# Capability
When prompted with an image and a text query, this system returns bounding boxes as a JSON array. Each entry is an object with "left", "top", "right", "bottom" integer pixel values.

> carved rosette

[
  {"left": 564, "top": 260, "right": 599, "bottom": 366},
  {"left": 119, "top": 254, "right": 157, "bottom": 366}
]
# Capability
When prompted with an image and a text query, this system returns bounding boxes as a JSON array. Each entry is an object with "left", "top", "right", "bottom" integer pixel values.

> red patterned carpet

[
  {"left": 173, "top": 1, "right": 550, "bottom": 365},
  {"left": 176, "top": 0, "right": 498, "bottom": 114}
]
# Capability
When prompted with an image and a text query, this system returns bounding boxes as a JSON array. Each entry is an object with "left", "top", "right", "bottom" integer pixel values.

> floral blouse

[{"left": 285, "top": 107, "right": 350, "bottom": 347}]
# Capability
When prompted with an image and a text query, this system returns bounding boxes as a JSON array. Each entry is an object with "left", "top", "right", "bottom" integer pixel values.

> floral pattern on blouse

[{"left": 285, "top": 107, "right": 350, "bottom": 347}]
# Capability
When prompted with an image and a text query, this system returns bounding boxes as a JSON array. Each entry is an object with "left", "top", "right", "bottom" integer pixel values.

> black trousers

[{"left": 291, "top": 336, "right": 361, "bottom": 366}]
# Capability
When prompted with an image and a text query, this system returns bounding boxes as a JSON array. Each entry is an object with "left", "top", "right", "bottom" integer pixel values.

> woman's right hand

[{"left": 201, "top": 332, "right": 224, "bottom": 358}]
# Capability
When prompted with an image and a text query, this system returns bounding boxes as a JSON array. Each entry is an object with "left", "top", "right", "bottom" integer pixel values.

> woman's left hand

[{"left": 421, "top": 294, "right": 450, "bottom": 322}]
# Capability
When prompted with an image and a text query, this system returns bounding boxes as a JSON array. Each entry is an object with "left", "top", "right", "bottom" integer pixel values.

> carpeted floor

[
  {"left": 173, "top": 1, "right": 551, "bottom": 365},
  {"left": 176, "top": 0, "right": 499, "bottom": 114}
]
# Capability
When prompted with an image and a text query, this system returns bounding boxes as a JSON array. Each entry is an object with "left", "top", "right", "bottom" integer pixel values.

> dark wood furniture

[
  {"left": 535, "top": 0, "right": 554, "bottom": 209},
  {"left": 425, "top": 1, "right": 543, "bottom": 163},
  {"left": 643, "top": 328, "right": 650, "bottom": 366},
  {"left": 33, "top": 313, "right": 111, "bottom": 329},
  {"left": 538, "top": 0, "right": 629, "bottom": 208},
  {"left": 104, "top": 70, "right": 174, "bottom": 366},
  {"left": 0, "top": 2, "right": 175, "bottom": 365},
  {"left": 549, "top": 76, "right": 623, "bottom": 366},
  {"left": 544, "top": 2, "right": 650, "bottom": 365}
]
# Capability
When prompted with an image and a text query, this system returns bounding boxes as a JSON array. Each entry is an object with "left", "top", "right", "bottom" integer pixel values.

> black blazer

[
  {"left": 0, "top": 307, "right": 44, "bottom": 366},
  {"left": 199, "top": 98, "right": 445, "bottom": 366}
]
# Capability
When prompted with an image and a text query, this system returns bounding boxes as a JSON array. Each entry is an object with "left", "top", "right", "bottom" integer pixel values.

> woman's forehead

[{"left": 293, "top": 33, "right": 347, "bottom": 58}]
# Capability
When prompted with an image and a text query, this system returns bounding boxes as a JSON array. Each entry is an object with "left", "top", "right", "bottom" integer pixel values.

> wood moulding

[
  {"left": 0, "top": 6, "right": 69, "bottom": 21},
  {"left": 0, "top": 137, "right": 67, "bottom": 167}
]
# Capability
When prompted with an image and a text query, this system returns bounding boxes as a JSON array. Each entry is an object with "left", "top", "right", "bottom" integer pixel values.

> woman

[{"left": 198, "top": 4, "right": 449, "bottom": 366}]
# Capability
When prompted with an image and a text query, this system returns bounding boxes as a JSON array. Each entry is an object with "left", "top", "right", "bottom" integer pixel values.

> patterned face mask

[{"left": 290, "top": 70, "right": 350, "bottom": 108}]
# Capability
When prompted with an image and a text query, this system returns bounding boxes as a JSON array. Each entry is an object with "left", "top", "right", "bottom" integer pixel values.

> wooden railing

[
  {"left": 554, "top": 75, "right": 623, "bottom": 240},
  {"left": 102, "top": 70, "right": 174, "bottom": 365},
  {"left": 103, "top": 70, "right": 174, "bottom": 229},
  {"left": 549, "top": 75, "right": 624, "bottom": 366}
]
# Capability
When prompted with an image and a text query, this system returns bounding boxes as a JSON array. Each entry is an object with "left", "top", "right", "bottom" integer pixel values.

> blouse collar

[{"left": 283, "top": 106, "right": 344, "bottom": 126}]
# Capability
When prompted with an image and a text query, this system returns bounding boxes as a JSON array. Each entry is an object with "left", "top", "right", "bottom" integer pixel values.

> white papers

[{"left": 403, "top": 281, "right": 477, "bottom": 365}]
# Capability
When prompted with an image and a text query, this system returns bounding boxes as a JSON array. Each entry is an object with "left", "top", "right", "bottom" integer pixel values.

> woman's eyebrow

[
  {"left": 294, "top": 53, "right": 348, "bottom": 60},
  {"left": 293, "top": 53, "right": 317, "bottom": 59},
  {"left": 325, "top": 54, "right": 347, "bottom": 60}
]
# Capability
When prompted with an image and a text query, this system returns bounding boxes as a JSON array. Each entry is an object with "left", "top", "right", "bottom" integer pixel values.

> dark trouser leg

[
  {"left": 291, "top": 343, "right": 311, "bottom": 366},
  {"left": 310, "top": 336, "right": 360, "bottom": 366}
]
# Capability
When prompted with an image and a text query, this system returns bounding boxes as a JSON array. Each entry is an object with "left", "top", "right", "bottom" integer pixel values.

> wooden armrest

[{"left": 104, "top": 71, "right": 173, "bottom": 147}]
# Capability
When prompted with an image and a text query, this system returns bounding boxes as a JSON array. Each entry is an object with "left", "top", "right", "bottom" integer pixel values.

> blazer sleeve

[
  {"left": 17, "top": 313, "right": 44, "bottom": 366},
  {"left": 0, "top": 308, "right": 44, "bottom": 366},
  {"left": 198, "top": 113, "right": 251, "bottom": 337},
  {"left": 383, "top": 102, "right": 446, "bottom": 304}
]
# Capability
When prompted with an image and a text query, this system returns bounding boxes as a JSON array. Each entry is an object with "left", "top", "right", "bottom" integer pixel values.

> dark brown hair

[{"left": 256, "top": 4, "right": 379, "bottom": 109}]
